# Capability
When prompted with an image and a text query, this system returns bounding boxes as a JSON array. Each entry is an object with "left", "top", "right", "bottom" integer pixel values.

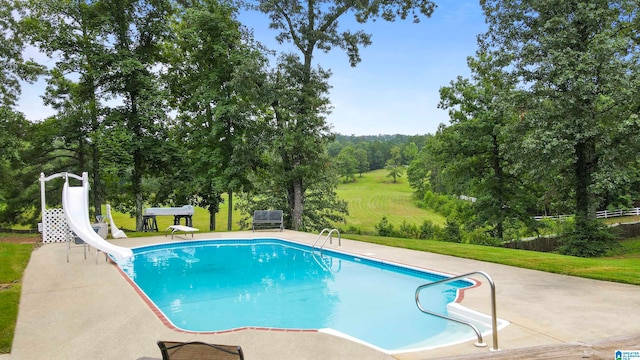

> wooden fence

[{"left": 503, "top": 222, "right": 640, "bottom": 253}]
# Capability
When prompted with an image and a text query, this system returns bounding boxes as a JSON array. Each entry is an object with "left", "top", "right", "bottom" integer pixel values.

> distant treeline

[{"left": 328, "top": 133, "right": 431, "bottom": 171}]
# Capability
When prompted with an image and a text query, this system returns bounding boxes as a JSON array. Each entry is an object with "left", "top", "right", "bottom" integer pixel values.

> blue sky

[
  {"left": 239, "top": 0, "right": 487, "bottom": 135},
  {"left": 17, "top": 0, "right": 487, "bottom": 136}
]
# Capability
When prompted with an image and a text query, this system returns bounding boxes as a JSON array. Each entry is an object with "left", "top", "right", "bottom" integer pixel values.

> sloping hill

[{"left": 335, "top": 169, "right": 445, "bottom": 233}]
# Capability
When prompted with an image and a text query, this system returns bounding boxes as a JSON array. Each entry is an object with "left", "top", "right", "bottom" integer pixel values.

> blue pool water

[{"left": 118, "top": 239, "right": 482, "bottom": 352}]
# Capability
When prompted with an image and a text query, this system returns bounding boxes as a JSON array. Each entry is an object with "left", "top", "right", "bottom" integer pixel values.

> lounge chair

[
  {"left": 165, "top": 225, "right": 199, "bottom": 239},
  {"left": 157, "top": 341, "right": 244, "bottom": 360}
]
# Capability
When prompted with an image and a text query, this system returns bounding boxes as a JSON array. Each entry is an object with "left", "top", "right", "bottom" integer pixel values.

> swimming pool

[{"left": 117, "top": 238, "right": 501, "bottom": 353}]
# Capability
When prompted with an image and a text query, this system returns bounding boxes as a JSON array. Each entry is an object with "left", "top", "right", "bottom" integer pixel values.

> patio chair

[{"left": 157, "top": 341, "right": 245, "bottom": 360}]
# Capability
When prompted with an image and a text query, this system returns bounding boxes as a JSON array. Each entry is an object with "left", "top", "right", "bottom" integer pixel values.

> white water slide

[{"left": 62, "top": 173, "right": 133, "bottom": 260}]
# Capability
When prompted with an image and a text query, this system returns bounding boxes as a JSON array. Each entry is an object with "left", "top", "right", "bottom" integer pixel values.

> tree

[
  {"left": 385, "top": 145, "right": 404, "bottom": 183},
  {"left": 480, "top": 0, "right": 640, "bottom": 255},
  {"left": 407, "top": 134, "right": 439, "bottom": 197},
  {"left": 354, "top": 146, "right": 369, "bottom": 177},
  {"left": 100, "top": 0, "right": 176, "bottom": 230},
  {"left": 403, "top": 141, "right": 419, "bottom": 164},
  {"left": 264, "top": 53, "right": 334, "bottom": 230},
  {"left": 22, "top": 0, "right": 109, "bottom": 214},
  {"left": 166, "top": 0, "right": 267, "bottom": 231},
  {"left": 0, "top": 0, "right": 43, "bottom": 107},
  {"left": 367, "top": 140, "right": 387, "bottom": 170},
  {"left": 335, "top": 145, "right": 358, "bottom": 182},
  {"left": 0, "top": 108, "right": 36, "bottom": 226},
  {"left": 251, "top": 0, "right": 436, "bottom": 230},
  {"left": 437, "top": 53, "right": 536, "bottom": 240}
]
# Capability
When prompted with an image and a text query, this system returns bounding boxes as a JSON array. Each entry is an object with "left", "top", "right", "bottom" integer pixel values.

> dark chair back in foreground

[{"left": 157, "top": 341, "right": 244, "bottom": 360}]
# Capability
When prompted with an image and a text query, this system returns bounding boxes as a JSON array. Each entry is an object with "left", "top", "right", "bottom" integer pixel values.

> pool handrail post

[
  {"left": 311, "top": 228, "right": 341, "bottom": 251},
  {"left": 312, "top": 228, "right": 331, "bottom": 248},
  {"left": 415, "top": 270, "right": 500, "bottom": 351}
]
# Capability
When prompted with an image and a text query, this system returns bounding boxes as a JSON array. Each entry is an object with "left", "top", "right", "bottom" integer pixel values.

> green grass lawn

[
  {"left": 334, "top": 169, "right": 445, "bottom": 233},
  {"left": 345, "top": 234, "right": 640, "bottom": 285},
  {"left": 0, "top": 243, "right": 33, "bottom": 353},
  {"left": 107, "top": 193, "right": 244, "bottom": 235},
  {"left": 108, "top": 169, "right": 442, "bottom": 235}
]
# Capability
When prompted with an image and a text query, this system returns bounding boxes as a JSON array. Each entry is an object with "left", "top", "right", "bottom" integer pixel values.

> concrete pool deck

[{"left": 7, "top": 230, "right": 640, "bottom": 359}]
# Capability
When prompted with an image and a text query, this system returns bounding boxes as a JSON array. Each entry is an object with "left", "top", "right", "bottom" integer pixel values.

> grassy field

[
  {"left": 107, "top": 169, "right": 442, "bottom": 235},
  {"left": 108, "top": 194, "right": 244, "bottom": 234},
  {"left": 0, "top": 243, "right": 33, "bottom": 353},
  {"left": 345, "top": 234, "right": 640, "bottom": 285},
  {"left": 334, "top": 169, "right": 445, "bottom": 233},
  {"left": 107, "top": 169, "right": 639, "bottom": 236}
]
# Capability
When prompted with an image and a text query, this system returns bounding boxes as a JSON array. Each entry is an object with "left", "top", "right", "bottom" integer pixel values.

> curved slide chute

[
  {"left": 62, "top": 174, "right": 133, "bottom": 260},
  {"left": 106, "top": 204, "right": 127, "bottom": 239}
]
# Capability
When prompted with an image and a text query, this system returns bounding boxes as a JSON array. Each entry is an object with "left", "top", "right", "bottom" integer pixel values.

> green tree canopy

[
  {"left": 250, "top": 0, "right": 436, "bottom": 230},
  {"left": 480, "top": 0, "right": 640, "bottom": 255},
  {"left": 438, "top": 53, "right": 536, "bottom": 240},
  {"left": 166, "top": 0, "right": 268, "bottom": 230}
]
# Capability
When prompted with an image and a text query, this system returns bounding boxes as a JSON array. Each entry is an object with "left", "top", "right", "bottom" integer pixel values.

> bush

[
  {"left": 559, "top": 219, "right": 617, "bottom": 257},
  {"left": 397, "top": 220, "right": 419, "bottom": 239},
  {"left": 419, "top": 191, "right": 471, "bottom": 219},
  {"left": 464, "top": 228, "right": 502, "bottom": 246},
  {"left": 418, "top": 220, "right": 437, "bottom": 240},
  {"left": 442, "top": 218, "right": 462, "bottom": 243},
  {"left": 342, "top": 225, "right": 362, "bottom": 235},
  {"left": 375, "top": 216, "right": 395, "bottom": 237}
]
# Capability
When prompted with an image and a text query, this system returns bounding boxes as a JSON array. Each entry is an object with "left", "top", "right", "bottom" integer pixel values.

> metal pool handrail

[
  {"left": 312, "top": 228, "right": 341, "bottom": 250},
  {"left": 415, "top": 270, "right": 499, "bottom": 351}
]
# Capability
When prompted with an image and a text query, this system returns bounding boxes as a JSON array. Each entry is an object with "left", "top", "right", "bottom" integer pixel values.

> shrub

[
  {"left": 418, "top": 220, "right": 437, "bottom": 240},
  {"left": 375, "top": 216, "right": 395, "bottom": 237},
  {"left": 397, "top": 220, "right": 419, "bottom": 239},
  {"left": 442, "top": 218, "right": 462, "bottom": 243},
  {"left": 343, "top": 225, "right": 362, "bottom": 235},
  {"left": 559, "top": 219, "right": 617, "bottom": 257},
  {"left": 464, "top": 228, "right": 502, "bottom": 246},
  {"left": 419, "top": 191, "right": 471, "bottom": 219}
]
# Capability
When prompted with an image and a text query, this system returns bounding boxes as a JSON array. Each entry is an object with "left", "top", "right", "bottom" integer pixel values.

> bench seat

[{"left": 252, "top": 210, "right": 284, "bottom": 231}]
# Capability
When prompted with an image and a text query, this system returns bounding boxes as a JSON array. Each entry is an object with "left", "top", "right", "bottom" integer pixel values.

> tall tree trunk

[
  {"left": 131, "top": 95, "right": 143, "bottom": 231},
  {"left": 286, "top": 179, "right": 296, "bottom": 229},
  {"left": 227, "top": 191, "right": 233, "bottom": 231},
  {"left": 287, "top": 48, "right": 314, "bottom": 231},
  {"left": 82, "top": 10, "right": 102, "bottom": 217},
  {"left": 89, "top": 92, "right": 101, "bottom": 216},
  {"left": 209, "top": 206, "right": 216, "bottom": 231},
  {"left": 133, "top": 153, "right": 143, "bottom": 231},
  {"left": 574, "top": 139, "right": 596, "bottom": 227},
  {"left": 492, "top": 133, "right": 504, "bottom": 240},
  {"left": 78, "top": 138, "right": 86, "bottom": 175},
  {"left": 292, "top": 180, "right": 304, "bottom": 230}
]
